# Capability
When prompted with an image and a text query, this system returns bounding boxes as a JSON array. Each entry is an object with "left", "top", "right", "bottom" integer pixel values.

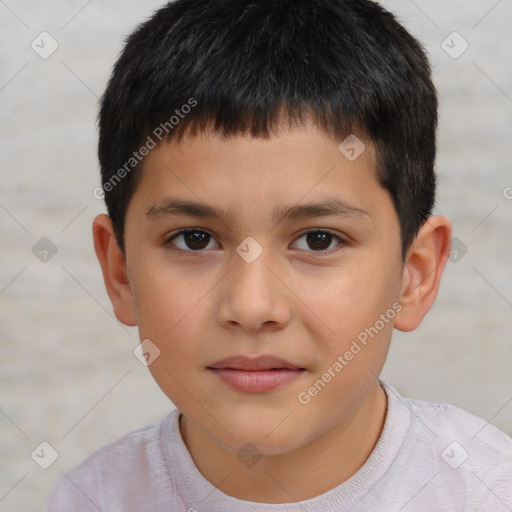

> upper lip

[{"left": 207, "top": 355, "right": 304, "bottom": 371}]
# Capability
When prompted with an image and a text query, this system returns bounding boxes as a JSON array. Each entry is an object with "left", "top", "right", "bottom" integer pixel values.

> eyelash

[{"left": 164, "top": 228, "right": 347, "bottom": 257}]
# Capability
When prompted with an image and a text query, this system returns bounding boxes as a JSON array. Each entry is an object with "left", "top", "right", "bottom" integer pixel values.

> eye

[
  {"left": 292, "top": 230, "right": 345, "bottom": 254},
  {"left": 165, "top": 228, "right": 346, "bottom": 255},
  {"left": 165, "top": 229, "right": 219, "bottom": 252}
]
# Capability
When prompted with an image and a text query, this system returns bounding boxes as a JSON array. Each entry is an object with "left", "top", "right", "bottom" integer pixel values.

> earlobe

[
  {"left": 92, "top": 214, "right": 137, "bottom": 326},
  {"left": 394, "top": 216, "right": 451, "bottom": 332}
]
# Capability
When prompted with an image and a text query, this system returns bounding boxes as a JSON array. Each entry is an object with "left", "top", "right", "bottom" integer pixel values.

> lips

[
  {"left": 207, "top": 355, "right": 305, "bottom": 393},
  {"left": 208, "top": 355, "right": 304, "bottom": 371}
]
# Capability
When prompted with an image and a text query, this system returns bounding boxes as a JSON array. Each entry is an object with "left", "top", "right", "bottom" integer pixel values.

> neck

[{"left": 180, "top": 382, "right": 387, "bottom": 503}]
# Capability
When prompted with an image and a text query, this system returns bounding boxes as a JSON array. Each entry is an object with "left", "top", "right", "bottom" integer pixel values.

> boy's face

[{"left": 123, "top": 122, "right": 404, "bottom": 455}]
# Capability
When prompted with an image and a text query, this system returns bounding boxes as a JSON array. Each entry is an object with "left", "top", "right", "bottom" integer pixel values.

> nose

[{"left": 215, "top": 246, "right": 291, "bottom": 334}]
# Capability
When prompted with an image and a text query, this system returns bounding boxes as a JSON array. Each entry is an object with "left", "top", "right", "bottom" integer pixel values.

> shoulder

[
  {"left": 403, "top": 391, "right": 512, "bottom": 459},
  {"left": 383, "top": 382, "right": 512, "bottom": 509},
  {"left": 45, "top": 411, "right": 178, "bottom": 511}
]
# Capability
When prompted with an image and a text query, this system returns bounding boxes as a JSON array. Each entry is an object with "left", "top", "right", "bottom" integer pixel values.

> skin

[{"left": 93, "top": 121, "right": 451, "bottom": 503}]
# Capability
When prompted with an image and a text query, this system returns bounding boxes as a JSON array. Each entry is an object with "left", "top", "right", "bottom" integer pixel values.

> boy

[{"left": 46, "top": 0, "right": 512, "bottom": 510}]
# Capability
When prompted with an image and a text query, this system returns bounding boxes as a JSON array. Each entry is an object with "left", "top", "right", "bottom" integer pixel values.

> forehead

[
  {"left": 128, "top": 122, "right": 395, "bottom": 230},
  {"left": 142, "top": 123, "right": 374, "bottom": 185}
]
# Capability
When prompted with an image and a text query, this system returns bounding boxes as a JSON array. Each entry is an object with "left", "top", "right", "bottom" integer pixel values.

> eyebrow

[{"left": 146, "top": 197, "right": 371, "bottom": 224}]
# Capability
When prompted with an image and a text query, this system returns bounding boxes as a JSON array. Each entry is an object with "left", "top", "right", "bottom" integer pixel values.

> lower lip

[{"left": 208, "top": 368, "right": 304, "bottom": 393}]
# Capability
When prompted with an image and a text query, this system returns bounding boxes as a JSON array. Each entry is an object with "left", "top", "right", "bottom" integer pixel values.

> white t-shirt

[{"left": 45, "top": 380, "right": 512, "bottom": 511}]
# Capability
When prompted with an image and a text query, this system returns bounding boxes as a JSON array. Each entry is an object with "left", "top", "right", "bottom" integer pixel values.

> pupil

[
  {"left": 307, "top": 232, "right": 331, "bottom": 250},
  {"left": 186, "top": 231, "right": 209, "bottom": 250}
]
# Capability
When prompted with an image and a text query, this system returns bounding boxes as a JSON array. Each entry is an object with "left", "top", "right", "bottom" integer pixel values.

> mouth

[{"left": 207, "top": 355, "right": 306, "bottom": 393}]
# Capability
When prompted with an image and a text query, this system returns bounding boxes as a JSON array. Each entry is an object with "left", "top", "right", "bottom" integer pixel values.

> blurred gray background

[{"left": 1, "top": 0, "right": 511, "bottom": 510}]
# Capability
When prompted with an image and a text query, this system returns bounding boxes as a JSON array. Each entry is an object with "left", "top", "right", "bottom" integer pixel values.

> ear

[
  {"left": 92, "top": 214, "right": 137, "bottom": 326},
  {"left": 394, "top": 215, "right": 451, "bottom": 332}
]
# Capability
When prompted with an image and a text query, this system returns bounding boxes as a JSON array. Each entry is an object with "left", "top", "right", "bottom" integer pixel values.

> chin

[
  {"left": 211, "top": 416, "right": 310, "bottom": 457},
  {"left": 225, "top": 434, "right": 306, "bottom": 458}
]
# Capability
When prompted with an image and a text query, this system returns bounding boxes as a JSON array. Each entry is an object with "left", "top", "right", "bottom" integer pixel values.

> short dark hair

[{"left": 98, "top": 0, "right": 437, "bottom": 257}]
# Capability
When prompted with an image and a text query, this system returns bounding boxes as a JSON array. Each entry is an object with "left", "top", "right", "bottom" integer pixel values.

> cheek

[
  {"left": 131, "top": 259, "right": 200, "bottom": 336},
  {"left": 298, "top": 265, "right": 397, "bottom": 415},
  {"left": 131, "top": 268, "right": 208, "bottom": 406},
  {"left": 303, "top": 258, "right": 399, "bottom": 346},
  {"left": 130, "top": 258, "right": 237, "bottom": 365}
]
